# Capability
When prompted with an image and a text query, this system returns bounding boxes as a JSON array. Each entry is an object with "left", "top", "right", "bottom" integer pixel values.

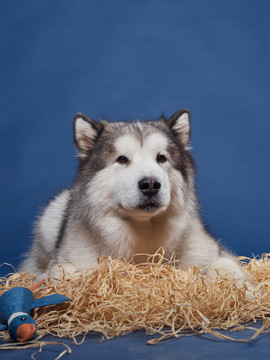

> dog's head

[{"left": 73, "top": 109, "right": 195, "bottom": 221}]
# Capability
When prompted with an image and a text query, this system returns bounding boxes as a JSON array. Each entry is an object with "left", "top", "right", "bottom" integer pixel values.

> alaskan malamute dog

[{"left": 20, "top": 109, "right": 246, "bottom": 282}]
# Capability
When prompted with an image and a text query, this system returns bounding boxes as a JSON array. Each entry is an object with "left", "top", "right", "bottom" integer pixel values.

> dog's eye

[
  {"left": 116, "top": 156, "right": 129, "bottom": 164},
  {"left": 156, "top": 154, "right": 167, "bottom": 163}
]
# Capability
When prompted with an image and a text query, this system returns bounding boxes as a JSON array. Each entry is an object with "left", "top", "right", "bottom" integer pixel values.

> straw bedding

[{"left": 1, "top": 249, "right": 270, "bottom": 345}]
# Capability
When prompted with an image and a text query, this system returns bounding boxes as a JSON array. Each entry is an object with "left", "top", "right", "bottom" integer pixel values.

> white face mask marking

[
  {"left": 113, "top": 133, "right": 171, "bottom": 210},
  {"left": 87, "top": 131, "right": 178, "bottom": 221}
]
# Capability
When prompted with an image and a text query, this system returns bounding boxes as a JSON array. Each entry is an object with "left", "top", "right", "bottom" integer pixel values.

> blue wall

[{"left": 0, "top": 0, "right": 269, "bottom": 271}]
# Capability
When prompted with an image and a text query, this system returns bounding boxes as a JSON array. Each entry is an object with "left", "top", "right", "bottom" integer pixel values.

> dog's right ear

[
  {"left": 167, "top": 109, "right": 191, "bottom": 148},
  {"left": 73, "top": 113, "right": 103, "bottom": 158}
]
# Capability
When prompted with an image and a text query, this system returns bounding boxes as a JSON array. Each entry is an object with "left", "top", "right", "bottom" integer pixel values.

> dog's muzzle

[{"left": 137, "top": 177, "right": 161, "bottom": 212}]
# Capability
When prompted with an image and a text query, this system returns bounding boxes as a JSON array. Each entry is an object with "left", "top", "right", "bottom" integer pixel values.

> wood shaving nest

[{"left": 1, "top": 249, "right": 270, "bottom": 345}]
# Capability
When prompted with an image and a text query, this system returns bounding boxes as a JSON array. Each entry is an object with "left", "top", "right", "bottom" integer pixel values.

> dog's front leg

[
  {"left": 207, "top": 256, "right": 254, "bottom": 293},
  {"left": 37, "top": 262, "right": 81, "bottom": 281}
]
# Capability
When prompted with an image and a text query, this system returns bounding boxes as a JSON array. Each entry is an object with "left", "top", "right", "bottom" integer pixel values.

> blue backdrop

[{"left": 0, "top": 0, "right": 269, "bottom": 270}]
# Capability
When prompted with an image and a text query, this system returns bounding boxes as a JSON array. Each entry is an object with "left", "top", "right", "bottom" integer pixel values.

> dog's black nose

[{"left": 138, "top": 178, "right": 161, "bottom": 196}]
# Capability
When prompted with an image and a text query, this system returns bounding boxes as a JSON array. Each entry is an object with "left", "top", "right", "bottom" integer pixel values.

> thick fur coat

[{"left": 20, "top": 109, "right": 246, "bottom": 283}]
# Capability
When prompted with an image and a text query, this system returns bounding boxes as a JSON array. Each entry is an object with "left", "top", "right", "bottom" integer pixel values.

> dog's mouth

[
  {"left": 118, "top": 199, "right": 166, "bottom": 221},
  {"left": 137, "top": 200, "right": 160, "bottom": 212}
]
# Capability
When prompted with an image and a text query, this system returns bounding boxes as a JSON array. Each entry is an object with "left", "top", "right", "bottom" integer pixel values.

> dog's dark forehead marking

[
  {"left": 102, "top": 120, "right": 194, "bottom": 181},
  {"left": 103, "top": 119, "right": 168, "bottom": 146}
]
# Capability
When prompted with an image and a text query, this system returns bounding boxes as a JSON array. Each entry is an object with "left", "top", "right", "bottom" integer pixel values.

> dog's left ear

[
  {"left": 167, "top": 109, "right": 191, "bottom": 147},
  {"left": 73, "top": 113, "right": 103, "bottom": 158}
]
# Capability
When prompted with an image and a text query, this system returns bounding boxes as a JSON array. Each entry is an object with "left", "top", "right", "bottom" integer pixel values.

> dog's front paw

[
  {"left": 207, "top": 257, "right": 244, "bottom": 280},
  {"left": 207, "top": 256, "right": 254, "bottom": 295},
  {"left": 47, "top": 262, "right": 81, "bottom": 280}
]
